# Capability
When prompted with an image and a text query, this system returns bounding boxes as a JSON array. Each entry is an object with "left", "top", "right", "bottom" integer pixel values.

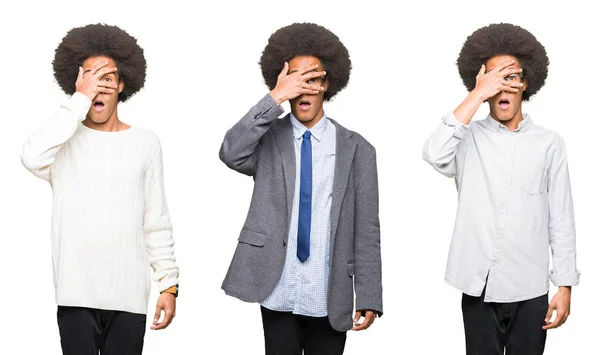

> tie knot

[{"left": 303, "top": 131, "right": 311, "bottom": 139}]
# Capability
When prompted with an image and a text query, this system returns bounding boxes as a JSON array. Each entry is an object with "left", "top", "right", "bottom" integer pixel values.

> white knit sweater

[{"left": 21, "top": 93, "right": 179, "bottom": 314}]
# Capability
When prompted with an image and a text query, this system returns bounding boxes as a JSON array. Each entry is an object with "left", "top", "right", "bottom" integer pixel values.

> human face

[
  {"left": 82, "top": 56, "right": 123, "bottom": 124},
  {"left": 486, "top": 55, "right": 528, "bottom": 123},
  {"left": 288, "top": 55, "right": 328, "bottom": 128}
]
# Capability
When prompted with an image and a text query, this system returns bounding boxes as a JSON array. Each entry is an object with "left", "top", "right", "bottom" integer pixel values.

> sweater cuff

[
  {"left": 158, "top": 272, "right": 179, "bottom": 293},
  {"left": 442, "top": 111, "right": 469, "bottom": 139},
  {"left": 65, "top": 92, "right": 93, "bottom": 121},
  {"left": 549, "top": 271, "right": 580, "bottom": 287}
]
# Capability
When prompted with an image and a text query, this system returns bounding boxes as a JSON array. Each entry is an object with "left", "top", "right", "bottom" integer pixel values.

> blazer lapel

[
  {"left": 273, "top": 115, "right": 296, "bottom": 231},
  {"left": 329, "top": 119, "right": 357, "bottom": 243}
]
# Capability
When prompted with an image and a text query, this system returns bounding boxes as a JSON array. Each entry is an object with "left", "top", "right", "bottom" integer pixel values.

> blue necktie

[{"left": 297, "top": 130, "right": 312, "bottom": 262}]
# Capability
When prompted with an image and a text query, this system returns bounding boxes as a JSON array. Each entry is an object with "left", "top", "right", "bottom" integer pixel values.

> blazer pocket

[
  {"left": 520, "top": 162, "right": 546, "bottom": 195},
  {"left": 347, "top": 261, "right": 355, "bottom": 277},
  {"left": 238, "top": 229, "right": 267, "bottom": 247}
]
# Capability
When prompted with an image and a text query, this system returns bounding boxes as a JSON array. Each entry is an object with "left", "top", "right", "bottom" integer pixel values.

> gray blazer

[{"left": 219, "top": 94, "right": 383, "bottom": 331}]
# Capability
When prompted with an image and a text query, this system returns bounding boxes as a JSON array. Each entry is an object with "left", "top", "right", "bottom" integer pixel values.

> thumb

[
  {"left": 154, "top": 302, "right": 163, "bottom": 322},
  {"left": 544, "top": 303, "right": 554, "bottom": 323},
  {"left": 353, "top": 311, "right": 361, "bottom": 323}
]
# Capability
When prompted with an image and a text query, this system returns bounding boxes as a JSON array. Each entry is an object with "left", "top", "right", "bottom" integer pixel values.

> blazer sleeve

[
  {"left": 219, "top": 94, "right": 284, "bottom": 176},
  {"left": 353, "top": 146, "right": 383, "bottom": 316}
]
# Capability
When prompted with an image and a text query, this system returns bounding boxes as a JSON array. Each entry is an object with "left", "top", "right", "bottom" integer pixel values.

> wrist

[
  {"left": 268, "top": 89, "right": 285, "bottom": 106},
  {"left": 468, "top": 88, "right": 487, "bottom": 103},
  {"left": 76, "top": 90, "right": 95, "bottom": 102},
  {"left": 161, "top": 284, "right": 179, "bottom": 298}
]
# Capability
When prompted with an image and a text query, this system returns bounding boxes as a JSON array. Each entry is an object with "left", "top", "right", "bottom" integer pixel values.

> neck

[
  {"left": 296, "top": 108, "right": 325, "bottom": 130},
  {"left": 490, "top": 107, "right": 524, "bottom": 132},
  {"left": 83, "top": 109, "right": 128, "bottom": 132}
]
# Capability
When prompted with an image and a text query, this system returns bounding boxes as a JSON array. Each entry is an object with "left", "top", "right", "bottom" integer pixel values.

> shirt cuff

[
  {"left": 549, "top": 271, "right": 580, "bottom": 287},
  {"left": 442, "top": 111, "right": 469, "bottom": 139},
  {"left": 65, "top": 92, "right": 93, "bottom": 121}
]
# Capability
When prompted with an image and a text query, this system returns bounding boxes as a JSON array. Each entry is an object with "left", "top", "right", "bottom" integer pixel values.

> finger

[
  {"left": 499, "top": 68, "right": 524, "bottom": 77},
  {"left": 500, "top": 82, "right": 520, "bottom": 93},
  {"left": 97, "top": 81, "right": 119, "bottom": 89},
  {"left": 96, "top": 87, "right": 116, "bottom": 95},
  {"left": 352, "top": 318, "right": 370, "bottom": 331},
  {"left": 77, "top": 66, "right": 83, "bottom": 82},
  {"left": 363, "top": 312, "right": 376, "bottom": 329},
  {"left": 301, "top": 82, "right": 326, "bottom": 91},
  {"left": 477, "top": 64, "right": 486, "bottom": 77},
  {"left": 543, "top": 311, "right": 565, "bottom": 330},
  {"left": 94, "top": 67, "right": 118, "bottom": 79},
  {"left": 494, "top": 59, "right": 517, "bottom": 72},
  {"left": 90, "top": 60, "right": 110, "bottom": 75},
  {"left": 301, "top": 70, "right": 327, "bottom": 81},
  {"left": 278, "top": 62, "right": 289, "bottom": 78},
  {"left": 299, "top": 63, "right": 320, "bottom": 75},
  {"left": 153, "top": 310, "right": 174, "bottom": 330},
  {"left": 300, "top": 88, "right": 321, "bottom": 95}
]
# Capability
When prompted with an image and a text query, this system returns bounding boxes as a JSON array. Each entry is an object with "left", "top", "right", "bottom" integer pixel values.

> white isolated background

[{"left": 0, "top": 0, "right": 597, "bottom": 354}]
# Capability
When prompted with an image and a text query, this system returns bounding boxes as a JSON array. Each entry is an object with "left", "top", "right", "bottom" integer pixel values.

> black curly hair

[
  {"left": 53, "top": 23, "right": 146, "bottom": 102},
  {"left": 457, "top": 23, "right": 549, "bottom": 101},
  {"left": 260, "top": 23, "right": 351, "bottom": 101}
]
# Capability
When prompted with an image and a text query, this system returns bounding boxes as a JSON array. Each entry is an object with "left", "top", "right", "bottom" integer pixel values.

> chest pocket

[{"left": 520, "top": 161, "right": 547, "bottom": 195}]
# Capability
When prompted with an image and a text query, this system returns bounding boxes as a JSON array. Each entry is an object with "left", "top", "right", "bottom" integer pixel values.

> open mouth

[
  {"left": 299, "top": 100, "right": 312, "bottom": 111},
  {"left": 498, "top": 98, "right": 511, "bottom": 110},
  {"left": 93, "top": 100, "right": 105, "bottom": 112}
]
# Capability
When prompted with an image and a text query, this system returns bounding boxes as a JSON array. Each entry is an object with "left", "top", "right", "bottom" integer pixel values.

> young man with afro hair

[
  {"left": 220, "top": 22, "right": 382, "bottom": 354},
  {"left": 21, "top": 24, "right": 179, "bottom": 355},
  {"left": 423, "top": 23, "right": 579, "bottom": 354}
]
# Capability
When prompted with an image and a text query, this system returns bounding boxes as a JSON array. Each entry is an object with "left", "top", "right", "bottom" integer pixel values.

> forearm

[
  {"left": 453, "top": 89, "right": 485, "bottom": 125},
  {"left": 219, "top": 94, "right": 284, "bottom": 175},
  {"left": 21, "top": 93, "right": 91, "bottom": 181}
]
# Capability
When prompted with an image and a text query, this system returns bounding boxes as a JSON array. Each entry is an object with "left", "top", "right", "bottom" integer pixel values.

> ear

[
  {"left": 521, "top": 77, "right": 528, "bottom": 92},
  {"left": 322, "top": 76, "right": 330, "bottom": 92},
  {"left": 118, "top": 79, "right": 125, "bottom": 94}
]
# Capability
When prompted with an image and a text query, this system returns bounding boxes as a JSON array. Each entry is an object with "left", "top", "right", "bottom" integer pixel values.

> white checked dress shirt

[
  {"left": 423, "top": 112, "right": 580, "bottom": 302},
  {"left": 262, "top": 113, "right": 336, "bottom": 316}
]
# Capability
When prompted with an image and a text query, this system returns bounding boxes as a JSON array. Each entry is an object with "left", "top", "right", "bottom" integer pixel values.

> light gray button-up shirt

[
  {"left": 423, "top": 112, "right": 580, "bottom": 302},
  {"left": 261, "top": 113, "right": 336, "bottom": 316}
]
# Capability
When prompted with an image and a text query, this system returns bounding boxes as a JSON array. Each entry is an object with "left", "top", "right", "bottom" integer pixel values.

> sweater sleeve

[
  {"left": 21, "top": 93, "right": 91, "bottom": 181},
  {"left": 143, "top": 139, "right": 179, "bottom": 292}
]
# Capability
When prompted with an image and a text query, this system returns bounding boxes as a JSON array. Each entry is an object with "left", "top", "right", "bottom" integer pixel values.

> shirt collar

[
  {"left": 483, "top": 114, "right": 533, "bottom": 134},
  {"left": 290, "top": 113, "right": 329, "bottom": 142}
]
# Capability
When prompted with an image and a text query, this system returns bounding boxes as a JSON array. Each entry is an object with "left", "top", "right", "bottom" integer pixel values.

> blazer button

[{"left": 283, "top": 240, "right": 287, "bottom": 247}]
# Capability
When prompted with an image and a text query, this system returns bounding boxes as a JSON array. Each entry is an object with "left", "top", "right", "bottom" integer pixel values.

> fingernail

[{"left": 323, "top": 71, "right": 326, "bottom": 75}]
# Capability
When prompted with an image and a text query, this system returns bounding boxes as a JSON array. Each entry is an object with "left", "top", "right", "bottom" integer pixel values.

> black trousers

[
  {"left": 462, "top": 292, "right": 548, "bottom": 355},
  {"left": 57, "top": 306, "right": 146, "bottom": 355},
  {"left": 261, "top": 306, "right": 347, "bottom": 355}
]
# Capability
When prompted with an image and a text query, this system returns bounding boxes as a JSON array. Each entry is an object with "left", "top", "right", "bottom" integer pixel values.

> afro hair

[
  {"left": 457, "top": 23, "right": 549, "bottom": 101},
  {"left": 260, "top": 22, "right": 351, "bottom": 101},
  {"left": 53, "top": 23, "right": 146, "bottom": 102}
]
